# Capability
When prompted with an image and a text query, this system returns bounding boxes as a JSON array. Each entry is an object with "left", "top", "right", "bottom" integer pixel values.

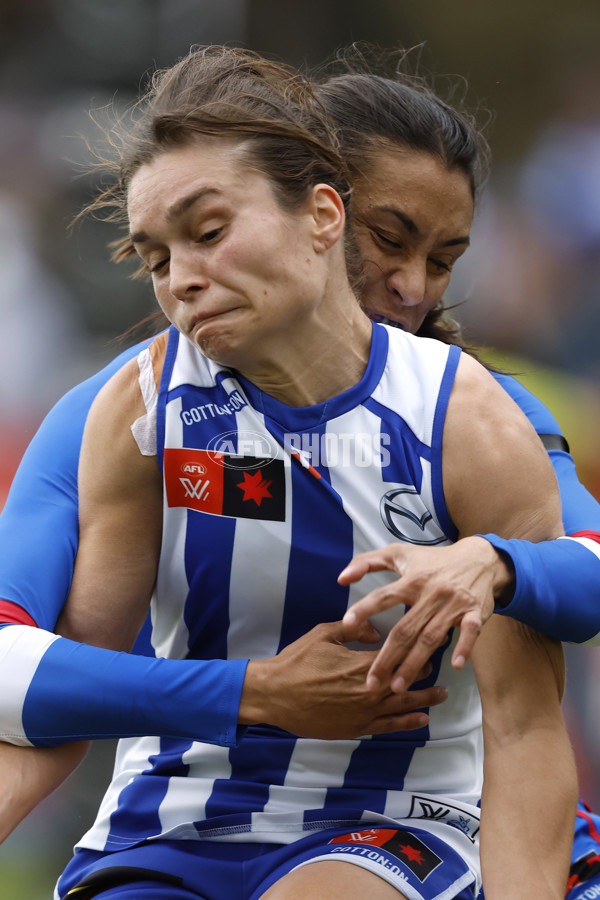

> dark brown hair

[
  {"left": 318, "top": 71, "right": 490, "bottom": 202},
  {"left": 83, "top": 45, "right": 355, "bottom": 271},
  {"left": 317, "top": 62, "right": 493, "bottom": 359}
]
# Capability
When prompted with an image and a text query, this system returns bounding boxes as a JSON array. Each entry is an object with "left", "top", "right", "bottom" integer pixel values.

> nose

[
  {"left": 168, "top": 249, "right": 210, "bottom": 301},
  {"left": 385, "top": 262, "right": 427, "bottom": 308}
]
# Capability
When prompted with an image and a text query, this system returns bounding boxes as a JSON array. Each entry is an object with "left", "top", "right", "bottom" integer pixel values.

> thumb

[{"left": 340, "top": 616, "right": 381, "bottom": 644}]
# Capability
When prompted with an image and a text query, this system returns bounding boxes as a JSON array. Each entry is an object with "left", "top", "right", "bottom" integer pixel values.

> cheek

[
  {"left": 215, "top": 236, "right": 272, "bottom": 285},
  {"left": 152, "top": 281, "right": 177, "bottom": 319},
  {"left": 353, "top": 231, "right": 379, "bottom": 268},
  {"left": 426, "top": 272, "right": 452, "bottom": 304},
  {"left": 360, "top": 254, "right": 386, "bottom": 286}
]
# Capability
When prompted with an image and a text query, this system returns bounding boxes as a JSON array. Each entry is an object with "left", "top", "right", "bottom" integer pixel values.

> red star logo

[
  {"left": 237, "top": 470, "right": 272, "bottom": 506},
  {"left": 400, "top": 844, "right": 424, "bottom": 864}
]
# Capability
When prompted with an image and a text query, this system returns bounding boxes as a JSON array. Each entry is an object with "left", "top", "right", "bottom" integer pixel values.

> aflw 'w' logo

[
  {"left": 165, "top": 448, "right": 285, "bottom": 521},
  {"left": 179, "top": 478, "right": 210, "bottom": 501},
  {"left": 415, "top": 802, "right": 448, "bottom": 820}
]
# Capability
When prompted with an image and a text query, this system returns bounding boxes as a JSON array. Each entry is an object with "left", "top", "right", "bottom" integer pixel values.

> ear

[{"left": 308, "top": 184, "right": 346, "bottom": 253}]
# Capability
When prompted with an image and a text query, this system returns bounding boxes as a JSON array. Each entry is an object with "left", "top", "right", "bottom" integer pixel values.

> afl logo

[
  {"left": 380, "top": 487, "right": 446, "bottom": 545},
  {"left": 206, "top": 430, "right": 278, "bottom": 469},
  {"left": 181, "top": 461, "right": 207, "bottom": 475}
]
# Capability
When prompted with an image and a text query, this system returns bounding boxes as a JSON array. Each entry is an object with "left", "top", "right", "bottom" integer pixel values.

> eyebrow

[
  {"left": 129, "top": 187, "right": 222, "bottom": 245},
  {"left": 380, "top": 206, "right": 420, "bottom": 236},
  {"left": 377, "top": 205, "right": 470, "bottom": 248}
]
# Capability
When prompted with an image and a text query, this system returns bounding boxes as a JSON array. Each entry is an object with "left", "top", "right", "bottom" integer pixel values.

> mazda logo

[{"left": 380, "top": 487, "right": 446, "bottom": 544}]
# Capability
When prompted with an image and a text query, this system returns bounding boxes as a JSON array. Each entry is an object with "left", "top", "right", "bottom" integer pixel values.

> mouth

[{"left": 189, "top": 308, "right": 236, "bottom": 331}]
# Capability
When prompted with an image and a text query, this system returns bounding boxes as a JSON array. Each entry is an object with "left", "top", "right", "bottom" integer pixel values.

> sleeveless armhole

[{"left": 130, "top": 332, "right": 169, "bottom": 456}]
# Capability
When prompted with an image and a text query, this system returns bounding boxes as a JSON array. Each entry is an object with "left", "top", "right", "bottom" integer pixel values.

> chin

[{"left": 194, "top": 330, "right": 239, "bottom": 365}]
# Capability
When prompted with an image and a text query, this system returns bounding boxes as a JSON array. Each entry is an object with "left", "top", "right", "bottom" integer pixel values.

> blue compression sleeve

[
  {"left": 0, "top": 624, "right": 248, "bottom": 748},
  {"left": 489, "top": 371, "right": 600, "bottom": 642},
  {"left": 493, "top": 371, "right": 600, "bottom": 531},
  {"left": 492, "top": 371, "right": 563, "bottom": 433},
  {"left": 482, "top": 534, "right": 600, "bottom": 642},
  {"left": 550, "top": 451, "right": 600, "bottom": 533}
]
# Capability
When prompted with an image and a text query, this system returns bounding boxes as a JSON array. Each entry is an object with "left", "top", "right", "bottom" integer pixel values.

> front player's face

[
  {"left": 352, "top": 147, "right": 474, "bottom": 335},
  {"left": 127, "top": 138, "right": 329, "bottom": 370}
]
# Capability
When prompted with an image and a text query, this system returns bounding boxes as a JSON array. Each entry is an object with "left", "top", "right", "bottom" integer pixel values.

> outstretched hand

[
  {"left": 339, "top": 536, "right": 514, "bottom": 692},
  {"left": 241, "top": 620, "right": 448, "bottom": 740}
]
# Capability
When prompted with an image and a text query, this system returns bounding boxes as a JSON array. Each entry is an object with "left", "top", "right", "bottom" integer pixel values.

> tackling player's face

[{"left": 351, "top": 147, "right": 474, "bottom": 335}]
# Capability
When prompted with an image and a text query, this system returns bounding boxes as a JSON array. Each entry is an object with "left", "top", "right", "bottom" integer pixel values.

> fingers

[
  {"left": 399, "top": 684, "right": 448, "bottom": 710},
  {"left": 337, "top": 556, "right": 371, "bottom": 585},
  {"left": 370, "top": 606, "right": 486, "bottom": 691},
  {"left": 311, "top": 620, "right": 346, "bottom": 644},
  {"left": 342, "top": 580, "right": 414, "bottom": 637},
  {"left": 369, "top": 712, "right": 430, "bottom": 733},
  {"left": 338, "top": 545, "right": 404, "bottom": 585},
  {"left": 451, "top": 610, "right": 484, "bottom": 669},
  {"left": 339, "top": 616, "right": 382, "bottom": 645},
  {"left": 363, "top": 685, "right": 449, "bottom": 734},
  {"left": 310, "top": 619, "right": 381, "bottom": 646},
  {"left": 366, "top": 614, "right": 451, "bottom": 692}
]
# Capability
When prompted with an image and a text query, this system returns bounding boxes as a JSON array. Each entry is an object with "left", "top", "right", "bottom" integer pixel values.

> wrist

[
  {"left": 473, "top": 535, "right": 516, "bottom": 608},
  {"left": 238, "top": 659, "right": 277, "bottom": 726}
]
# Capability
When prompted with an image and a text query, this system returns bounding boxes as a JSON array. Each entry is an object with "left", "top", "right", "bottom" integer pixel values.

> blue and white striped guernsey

[{"left": 73, "top": 322, "right": 483, "bottom": 856}]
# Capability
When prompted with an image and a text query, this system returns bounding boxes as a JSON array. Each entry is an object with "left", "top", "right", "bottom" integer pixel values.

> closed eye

[
  {"left": 371, "top": 228, "right": 402, "bottom": 250},
  {"left": 429, "top": 257, "right": 452, "bottom": 274},
  {"left": 149, "top": 257, "right": 169, "bottom": 274}
]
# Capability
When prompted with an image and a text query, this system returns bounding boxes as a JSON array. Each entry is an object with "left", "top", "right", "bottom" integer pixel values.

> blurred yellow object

[{"left": 482, "top": 349, "right": 600, "bottom": 502}]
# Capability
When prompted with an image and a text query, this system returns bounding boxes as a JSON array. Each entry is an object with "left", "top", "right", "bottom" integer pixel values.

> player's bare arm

[
  {"left": 473, "top": 614, "right": 576, "bottom": 899},
  {"left": 444, "top": 353, "right": 562, "bottom": 540},
  {"left": 56, "top": 357, "right": 163, "bottom": 651},
  {"left": 0, "top": 741, "right": 89, "bottom": 844}
]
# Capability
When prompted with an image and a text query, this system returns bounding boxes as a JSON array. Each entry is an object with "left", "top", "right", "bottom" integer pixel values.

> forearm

[
  {"left": 0, "top": 625, "right": 247, "bottom": 747},
  {"left": 0, "top": 741, "right": 89, "bottom": 844},
  {"left": 482, "top": 533, "right": 600, "bottom": 642},
  {"left": 480, "top": 715, "right": 577, "bottom": 899}
]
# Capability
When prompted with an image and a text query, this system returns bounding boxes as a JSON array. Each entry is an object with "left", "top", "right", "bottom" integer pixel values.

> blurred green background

[{"left": 1, "top": 1, "right": 599, "bottom": 895}]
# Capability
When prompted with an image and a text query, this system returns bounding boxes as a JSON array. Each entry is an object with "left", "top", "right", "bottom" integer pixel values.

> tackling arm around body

[
  {"left": 60, "top": 358, "right": 446, "bottom": 738},
  {"left": 340, "top": 352, "right": 563, "bottom": 692}
]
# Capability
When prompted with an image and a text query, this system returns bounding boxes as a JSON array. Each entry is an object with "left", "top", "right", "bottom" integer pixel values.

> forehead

[
  {"left": 353, "top": 147, "right": 474, "bottom": 231},
  {"left": 126, "top": 138, "right": 267, "bottom": 225}
]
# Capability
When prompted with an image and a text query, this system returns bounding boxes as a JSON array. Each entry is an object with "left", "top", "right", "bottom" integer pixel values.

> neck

[{"left": 238, "top": 301, "right": 372, "bottom": 408}]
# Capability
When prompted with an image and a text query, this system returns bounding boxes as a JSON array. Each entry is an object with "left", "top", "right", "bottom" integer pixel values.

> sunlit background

[{"left": 1, "top": 1, "right": 599, "bottom": 895}]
